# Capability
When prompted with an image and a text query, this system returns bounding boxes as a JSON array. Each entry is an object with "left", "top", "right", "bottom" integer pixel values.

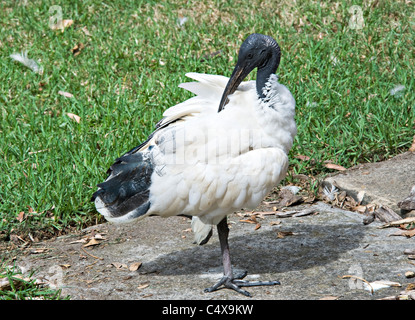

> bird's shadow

[{"left": 139, "top": 221, "right": 365, "bottom": 276}]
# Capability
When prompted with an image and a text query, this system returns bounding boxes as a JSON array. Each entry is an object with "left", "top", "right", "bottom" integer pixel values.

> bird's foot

[{"left": 204, "top": 271, "right": 280, "bottom": 297}]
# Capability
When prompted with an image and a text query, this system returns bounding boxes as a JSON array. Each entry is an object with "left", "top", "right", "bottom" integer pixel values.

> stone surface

[
  {"left": 323, "top": 152, "right": 415, "bottom": 213},
  {"left": 12, "top": 202, "right": 414, "bottom": 300},
  {"left": 7, "top": 152, "right": 415, "bottom": 300}
]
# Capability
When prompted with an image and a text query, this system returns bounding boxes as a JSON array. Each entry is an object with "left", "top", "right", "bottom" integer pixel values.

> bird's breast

[{"left": 147, "top": 144, "right": 288, "bottom": 225}]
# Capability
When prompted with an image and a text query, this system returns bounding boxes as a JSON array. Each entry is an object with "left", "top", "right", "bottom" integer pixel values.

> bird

[{"left": 92, "top": 33, "right": 297, "bottom": 297}]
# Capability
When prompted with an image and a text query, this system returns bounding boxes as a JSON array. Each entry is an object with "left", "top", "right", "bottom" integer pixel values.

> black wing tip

[{"left": 92, "top": 148, "right": 154, "bottom": 220}]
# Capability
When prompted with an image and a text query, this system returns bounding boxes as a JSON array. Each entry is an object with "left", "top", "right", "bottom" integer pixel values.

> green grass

[
  {"left": 0, "top": 0, "right": 414, "bottom": 243},
  {"left": 0, "top": 260, "right": 67, "bottom": 300}
]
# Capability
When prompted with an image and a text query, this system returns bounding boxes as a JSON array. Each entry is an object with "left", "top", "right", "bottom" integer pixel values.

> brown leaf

[
  {"left": 58, "top": 91, "right": 74, "bottom": 98},
  {"left": 83, "top": 238, "right": 100, "bottom": 247},
  {"left": 129, "top": 262, "right": 142, "bottom": 271},
  {"left": 71, "top": 43, "right": 85, "bottom": 57},
  {"left": 253, "top": 211, "right": 276, "bottom": 216},
  {"left": 269, "top": 221, "right": 281, "bottom": 226},
  {"left": 16, "top": 211, "right": 25, "bottom": 223},
  {"left": 406, "top": 283, "right": 415, "bottom": 290},
  {"left": 324, "top": 163, "right": 347, "bottom": 171},
  {"left": 81, "top": 26, "right": 91, "bottom": 36},
  {"left": 62, "top": 19, "right": 74, "bottom": 29},
  {"left": 67, "top": 112, "right": 81, "bottom": 123},
  {"left": 295, "top": 155, "right": 310, "bottom": 161},
  {"left": 279, "top": 189, "right": 303, "bottom": 207},
  {"left": 137, "top": 283, "right": 149, "bottom": 290},
  {"left": 293, "top": 208, "right": 318, "bottom": 217},
  {"left": 379, "top": 217, "right": 415, "bottom": 229},
  {"left": 353, "top": 205, "right": 368, "bottom": 214},
  {"left": 276, "top": 231, "right": 295, "bottom": 239},
  {"left": 30, "top": 248, "right": 49, "bottom": 254},
  {"left": 391, "top": 229, "right": 415, "bottom": 238},
  {"left": 240, "top": 216, "right": 258, "bottom": 224},
  {"left": 93, "top": 233, "right": 106, "bottom": 240},
  {"left": 51, "top": 19, "right": 74, "bottom": 31},
  {"left": 112, "top": 262, "right": 128, "bottom": 270},
  {"left": 319, "top": 296, "right": 339, "bottom": 300},
  {"left": 254, "top": 223, "right": 261, "bottom": 230},
  {"left": 69, "top": 238, "right": 87, "bottom": 244}
]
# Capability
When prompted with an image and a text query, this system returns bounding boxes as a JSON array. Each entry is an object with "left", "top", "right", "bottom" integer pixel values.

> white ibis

[{"left": 92, "top": 33, "right": 297, "bottom": 297}]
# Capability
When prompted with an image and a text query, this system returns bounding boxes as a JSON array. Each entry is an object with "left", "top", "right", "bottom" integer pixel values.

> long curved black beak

[{"left": 217, "top": 63, "right": 252, "bottom": 112}]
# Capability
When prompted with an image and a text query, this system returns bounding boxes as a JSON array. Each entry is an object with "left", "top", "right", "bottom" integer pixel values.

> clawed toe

[{"left": 204, "top": 272, "right": 280, "bottom": 297}]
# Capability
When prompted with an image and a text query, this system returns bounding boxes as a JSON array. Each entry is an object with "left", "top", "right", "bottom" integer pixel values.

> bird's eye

[{"left": 247, "top": 53, "right": 253, "bottom": 59}]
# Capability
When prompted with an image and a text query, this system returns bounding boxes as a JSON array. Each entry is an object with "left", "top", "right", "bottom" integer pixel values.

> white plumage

[
  {"left": 93, "top": 33, "right": 296, "bottom": 296},
  {"left": 97, "top": 72, "right": 296, "bottom": 226}
]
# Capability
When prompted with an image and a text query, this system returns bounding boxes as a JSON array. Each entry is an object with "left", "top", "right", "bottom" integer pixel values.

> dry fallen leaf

[
  {"left": 253, "top": 211, "right": 276, "bottom": 216},
  {"left": 254, "top": 223, "right": 261, "bottom": 230},
  {"left": 379, "top": 217, "right": 415, "bottom": 229},
  {"left": 71, "top": 43, "right": 85, "bottom": 57},
  {"left": 137, "top": 283, "right": 149, "bottom": 290},
  {"left": 240, "top": 216, "right": 258, "bottom": 224},
  {"left": 16, "top": 211, "right": 25, "bottom": 223},
  {"left": 295, "top": 155, "right": 311, "bottom": 161},
  {"left": 319, "top": 296, "right": 339, "bottom": 300},
  {"left": 269, "top": 220, "right": 281, "bottom": 226},
  {"left": 324, "top": 163, "right": 347, "bottom": 171},
  {"left": 69, "top": 238, "right": 87, "bottom": 244},
  {"left": 93, "top": 233, "right": 106, "bottom": 240},
  {"left": 129, "top": 262, "right": 142, "bottom": 271},
  {"left": 276, "top": 231, "right": 295, "bottom": 239},
  {"left": 81, "top": 26, "right": 91, "bottom": 36},
  {"left": 30, "top": 248, "right": 49, "bottom": 254},
  {"left": 112, "top": 262, "right": 128, "bottom": 270},
  {"left": 51, "top": 19, "right": 74, "bottom": 31},
  {"left": 278, "top": 188, "right": 303, "bottom": 207},
  {"left": 274, "top": 211, "right": 297, "bottom": 218},
  {"left": 58, "top": 91, "right": 74, "bottom": 98},
  {"left": 390, "top": 229, "right": 415, "bottom": 238},
  {"left": 67, "top": 113, "right": 81, "bottom": 123},
  {"left": 292, "top": 208, "right": 317, "bottom": 217},
  {"left": 83, "top": 238, "right": 100, "bottom": 247}
]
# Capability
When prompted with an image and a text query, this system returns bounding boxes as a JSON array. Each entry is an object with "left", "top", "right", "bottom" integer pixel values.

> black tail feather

[{"left": 92, "top": 149, "right": 153, "bottom": 219}]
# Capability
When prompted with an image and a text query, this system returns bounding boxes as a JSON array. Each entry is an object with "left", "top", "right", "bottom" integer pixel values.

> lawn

[{"left": 0, "top": 0, "right": 414, "bottom": 247}]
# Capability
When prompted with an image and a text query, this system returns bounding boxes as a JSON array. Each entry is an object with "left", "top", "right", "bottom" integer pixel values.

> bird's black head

[{"left": 218, "top": 34, "right": 281, "bottom": 112}]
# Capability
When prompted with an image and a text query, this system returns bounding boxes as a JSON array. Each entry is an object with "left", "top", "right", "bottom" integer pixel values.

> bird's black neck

[{"left": 256, "top": 50, "right": 280, "bottom": 100}]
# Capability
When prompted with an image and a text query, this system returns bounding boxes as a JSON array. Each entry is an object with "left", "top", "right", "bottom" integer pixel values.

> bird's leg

[{"left": 204, "top": 217, "right": 280, "bottom": 297}]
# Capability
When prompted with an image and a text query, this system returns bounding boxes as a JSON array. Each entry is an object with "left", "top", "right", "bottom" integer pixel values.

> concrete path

[
  {"left": 323, "top": 152, "right": 415, "bottom": 213},
  {"left": 15, "top": 204, "right": 414, "bottom": 300},
  {"left": 12, "top": 152, "right": 415, "bottom": 300}
]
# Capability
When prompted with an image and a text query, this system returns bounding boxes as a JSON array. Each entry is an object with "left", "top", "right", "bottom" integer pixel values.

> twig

[
  {"left": 81, "top": 247, "right": 103, "bottom": 260},
  {"left": 341, "top": 275, "right": 374, "bottom": 294}
]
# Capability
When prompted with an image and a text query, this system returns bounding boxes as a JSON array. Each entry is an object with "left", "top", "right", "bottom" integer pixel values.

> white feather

[
  {"left": 10, "top": 51, "right": 43, "bottom": 74},
  {"left": 191, "top": 216, "right": 213, "bottom": 245}
]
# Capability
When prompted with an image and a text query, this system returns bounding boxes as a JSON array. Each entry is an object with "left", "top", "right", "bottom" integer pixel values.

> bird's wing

[
  {"left": 92, "top": 73, "right": 231, "bottom": 222},
  {"left": 129, "top": 73, "right": 233, "bottom": 154},
  {"left": 156, "top": 72, "right": 230, "bottom": 128}
]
